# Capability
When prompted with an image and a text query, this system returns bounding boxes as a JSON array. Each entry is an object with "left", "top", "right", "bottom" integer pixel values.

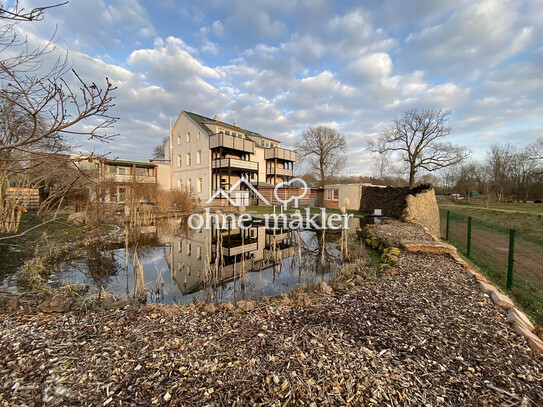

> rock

[
  {"left": 67, "top": 212, "right": 86, "bottom": 225},
  {"left": 511, "top": 321, "right": 540, "bottom": 344},
  {"left": 204, "top": 303, "right": 216, "bottom": 313},
  {"left": 220, "top": 301, "right": 234, "bottom": 311},
  {"left": 39, "top": 294, "right": 75, "bottom": 313},
  {"left": 478, "top": 281, "right": 497, "bottom": 295},
  {"left": 236, "top": 300, "right": 254, "bottom": 312},
  {"left": 527, "top": 337, "right": 543, "bottom": 354},
  {"left": 400, "top": 241, "right": 457, "bottom": 256},
  {"left": 507, "top": 308, "right": 535, "bottom": 332},
  {"left": 296, "top": 293, "right": 311, "bottom": 307},
  {"left": 280, "top": 294, "right": 291, "bottom": 306},
  {"left": 490, "top": 291, "right": 514, "bottom": 310},
  {"left": 317, "top": 281, "right": 334, "bottom": 295}
]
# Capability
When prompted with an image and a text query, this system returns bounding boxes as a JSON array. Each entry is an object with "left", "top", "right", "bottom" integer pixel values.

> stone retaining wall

[{"left": 359, "top": 185, "right": 440, "bottom": 236}]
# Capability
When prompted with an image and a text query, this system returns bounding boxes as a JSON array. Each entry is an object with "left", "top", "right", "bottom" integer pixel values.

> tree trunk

[{"left": 409, "top": 166, "right": 416, "bottom": 187}]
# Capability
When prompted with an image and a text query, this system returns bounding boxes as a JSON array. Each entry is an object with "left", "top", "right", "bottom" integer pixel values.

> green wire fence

[{"left": 440, "top": 208, "right": 543, "bottom": 326}]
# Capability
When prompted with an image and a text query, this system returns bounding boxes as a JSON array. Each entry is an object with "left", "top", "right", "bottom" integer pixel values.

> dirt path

[{"left": 1, "top": 246, "right": 542, "bottom": 405}]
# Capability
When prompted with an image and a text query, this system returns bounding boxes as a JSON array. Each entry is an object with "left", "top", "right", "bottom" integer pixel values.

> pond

[{"left": 49, "top": 215, "right": 363, "bottom": 305}]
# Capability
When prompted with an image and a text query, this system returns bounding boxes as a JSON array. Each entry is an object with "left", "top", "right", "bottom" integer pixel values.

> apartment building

[
  {"left": 164, "top": 224, "right": 295, "bottom": 295},
  {"left": 164, "top": 111, "right": 296, "bottom": 205}
]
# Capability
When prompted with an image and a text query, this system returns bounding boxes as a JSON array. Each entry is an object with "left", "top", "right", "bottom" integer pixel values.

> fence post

[
  {"left": 445, "top": 211, "right": 450, "bottom": 240},
  {"left": 507, "top": 229, "right": 515, "bottom": 289},
  {"left": 467, "top": 216, "right": 472, "bottom": 256}
]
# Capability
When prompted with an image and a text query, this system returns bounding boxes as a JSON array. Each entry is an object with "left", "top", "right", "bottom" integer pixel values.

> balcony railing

[
  {"left": 266, "top": 167, "right": 293, "bottom": 177},
  {"left": 212, "top": 242, "right": 258, "bottom": 256},
  {"left": 210, "top": 133, "right": 255, "bottom": 154},
  {"left": 264, "top": 147, "right": 296, "bottom": 161},
  {"left": 212, "top": 158, "right": 258, "bottom": 171},
  {"left": 104, "top": 173, "right": 156, "bottom": 183}
]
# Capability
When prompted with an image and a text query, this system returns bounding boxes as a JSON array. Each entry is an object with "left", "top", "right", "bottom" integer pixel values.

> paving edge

[{"left": 418, "top": 226, "right": 543, "bottom": 355}]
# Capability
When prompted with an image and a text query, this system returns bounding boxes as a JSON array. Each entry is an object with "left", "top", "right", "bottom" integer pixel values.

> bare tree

[
  {"left": 153, "top": 136, "right": 169, "bottom": 159},
  {"left": 369, "top": 108, "right": 469, "bottom": 187},
  {"left": 0, "top": 3, "right": 117, "bottom": 235},
  {"left": 0, "top": 2, "right": 67, "bottom": 21},
  {"left": 295, "top": 126, "right": 347, "bottom": 187},
  {"left": 370, "top": 140, "right": 393, "bottom": 185}
]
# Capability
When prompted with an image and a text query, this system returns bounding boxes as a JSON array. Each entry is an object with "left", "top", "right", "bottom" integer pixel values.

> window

[
  {"left": 197, "top": 178, "right": 202, "bottom": 193},
  {"left": 225, "top": 130, "right": 230, "bottom": 136},
  {"left": 327, "top": 189, "right": 339, "bottom": 200},
  {"left": 177, "top": 261, "right": 182, "bottom": 272},
  {"left": 177, "top": 134, "right": 181, "bottom": 145},
  {"left": 177, "top": 240, "right": 182, "bottom": 252},
  {"left": 186, "top": 265, "right": 191, "bottom": 276},
  {"left": 107, "top": 164, "right": 117, "bottom": 174},
  {"left": 260, "top": 140, "right": 265, "bottom": 146},
  {"left": 187, "top": 243, "right": 192, "bottom": 256},
  {"left": 186, "top": 153, "right": 191, "bottom": 166},
  {"left": 118, "top": 187, "right": 126, "bottom": 202},
  {"left": 197, "top": 132, "right": 200, "bottom": 140},
  {"left": 232, "top": 132, "right": 236, "bottom": 137},
  {"left": 117, "top": 166, "right": 129, "bottom": 175},
  {"left": 177, "top": 155, "right": 181, "bottom": 167},
  {"left": 196, "top": 246, "right": 202, "bottom": 260},
  {"left": 196, "top": 151, "right": 201, "bottom": 165},
  {"left": 186, "top": 132, "right": 190, "bottom": 142},
  {"left": 135, "top": 167, "right": 152, "bottom": 176},
  {"left": 177, "top": 179, "right": 182, "bottom": 189},
  {"left": 187, "top": 178, "right": 192, "bottom": 191}
]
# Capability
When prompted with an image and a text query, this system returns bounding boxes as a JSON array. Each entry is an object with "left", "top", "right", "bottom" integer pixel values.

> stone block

[
  {"left": 507, "top": 308, "right": 535, "bottom": 332},
  {"left": 478, "top": 281, "right": 498, "bottom": 295},
  {"left": 399, "top": 241, "right": 458, "bottom": 256},
  {"left": 527, "top": 337, "right": 543, "bottom": 354},
  {"left": 490, "top": 291, "right": 514, "bottom": 310},
  {"left": 472, "top": 273, "right": 487, "bottom": 283},
  {"left": 512, "top": 322, "right": 539, "bottom": 342}
]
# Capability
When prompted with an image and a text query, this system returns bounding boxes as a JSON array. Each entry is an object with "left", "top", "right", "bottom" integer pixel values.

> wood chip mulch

[{"left": 1, "top": 244, "right": 542, "bottom": 405}]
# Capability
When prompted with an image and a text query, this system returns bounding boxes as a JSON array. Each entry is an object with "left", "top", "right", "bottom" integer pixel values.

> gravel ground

[{"left": 0, "top": 235, "right": 542, "bottom": 405}]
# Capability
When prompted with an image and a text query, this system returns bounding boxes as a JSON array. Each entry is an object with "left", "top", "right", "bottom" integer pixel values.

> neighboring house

[
  {"left": 324, "top": 183, "right": 385, "bottom": 210},
  {"left": 164, "top": 111, "right": 296, "bottom": 204}
]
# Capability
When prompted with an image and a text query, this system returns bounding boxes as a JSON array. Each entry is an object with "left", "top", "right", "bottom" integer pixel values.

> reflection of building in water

[{"left": 164, "top": 225, "right": 295, "bottom": 295}]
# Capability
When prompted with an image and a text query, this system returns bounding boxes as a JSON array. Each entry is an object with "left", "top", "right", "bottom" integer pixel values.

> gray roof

[{"left": 183, "top": 111, "right": 281, "bottom": 143}]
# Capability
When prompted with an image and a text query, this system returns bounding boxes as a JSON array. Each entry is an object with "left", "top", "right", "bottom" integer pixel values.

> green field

[{"left": 439, "top": 202, "right": 543, "bottom": 240}]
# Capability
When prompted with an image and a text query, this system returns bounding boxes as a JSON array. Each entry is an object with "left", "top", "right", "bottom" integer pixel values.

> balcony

[
  {"left": 210, "top": 133, "right": 255, "bottom": 154},
  {"left": 212, "top": 158, "right": 258, "bottom": 171},
  {"left": 266, "top": 167, "right": 293, "bottom": 177},
  {"left": 104, "top": 173, "right": 156, "bottom": 183},
  {"left": 212, "top": 242, "right": 258, "bottom": 256},
  {"left": 264, "top": 147, "right": 296, "bottom": 161}
]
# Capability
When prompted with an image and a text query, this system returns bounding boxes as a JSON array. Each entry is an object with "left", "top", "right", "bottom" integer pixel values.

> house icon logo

[
  {"left": 206, "top": 176, "right": 309, "bottom": 208},
  {"left": 206, "top": 176, "right": 270, "bottom": 206}
]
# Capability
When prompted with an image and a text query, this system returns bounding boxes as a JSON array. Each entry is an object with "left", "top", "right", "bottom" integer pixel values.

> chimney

[
  {"left": 213, "top": 114, "right": 219, "bottom": 121},
  {"left": 233, "top": 115, "right": 239, "bottom": 127}
]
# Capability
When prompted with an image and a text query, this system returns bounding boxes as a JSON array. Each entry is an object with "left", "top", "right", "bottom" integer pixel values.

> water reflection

[{"left": 51, "top": 217, "right": 358, "bottom": 304}]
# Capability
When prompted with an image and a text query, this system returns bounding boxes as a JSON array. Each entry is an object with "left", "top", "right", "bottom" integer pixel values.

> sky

[{"left": 10, "top": 0, "right": 543, "bottom": 176}]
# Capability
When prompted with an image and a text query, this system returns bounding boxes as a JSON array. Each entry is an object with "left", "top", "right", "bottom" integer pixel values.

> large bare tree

[
  {"left": 369, "top": 108, "right": 469, "bottom": 187},
  {"left": 0, "top": 2, "right": 117, "bottom": 235},
  {"left": 295, "top": 126, "right": 347, "bottom": 187}
]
